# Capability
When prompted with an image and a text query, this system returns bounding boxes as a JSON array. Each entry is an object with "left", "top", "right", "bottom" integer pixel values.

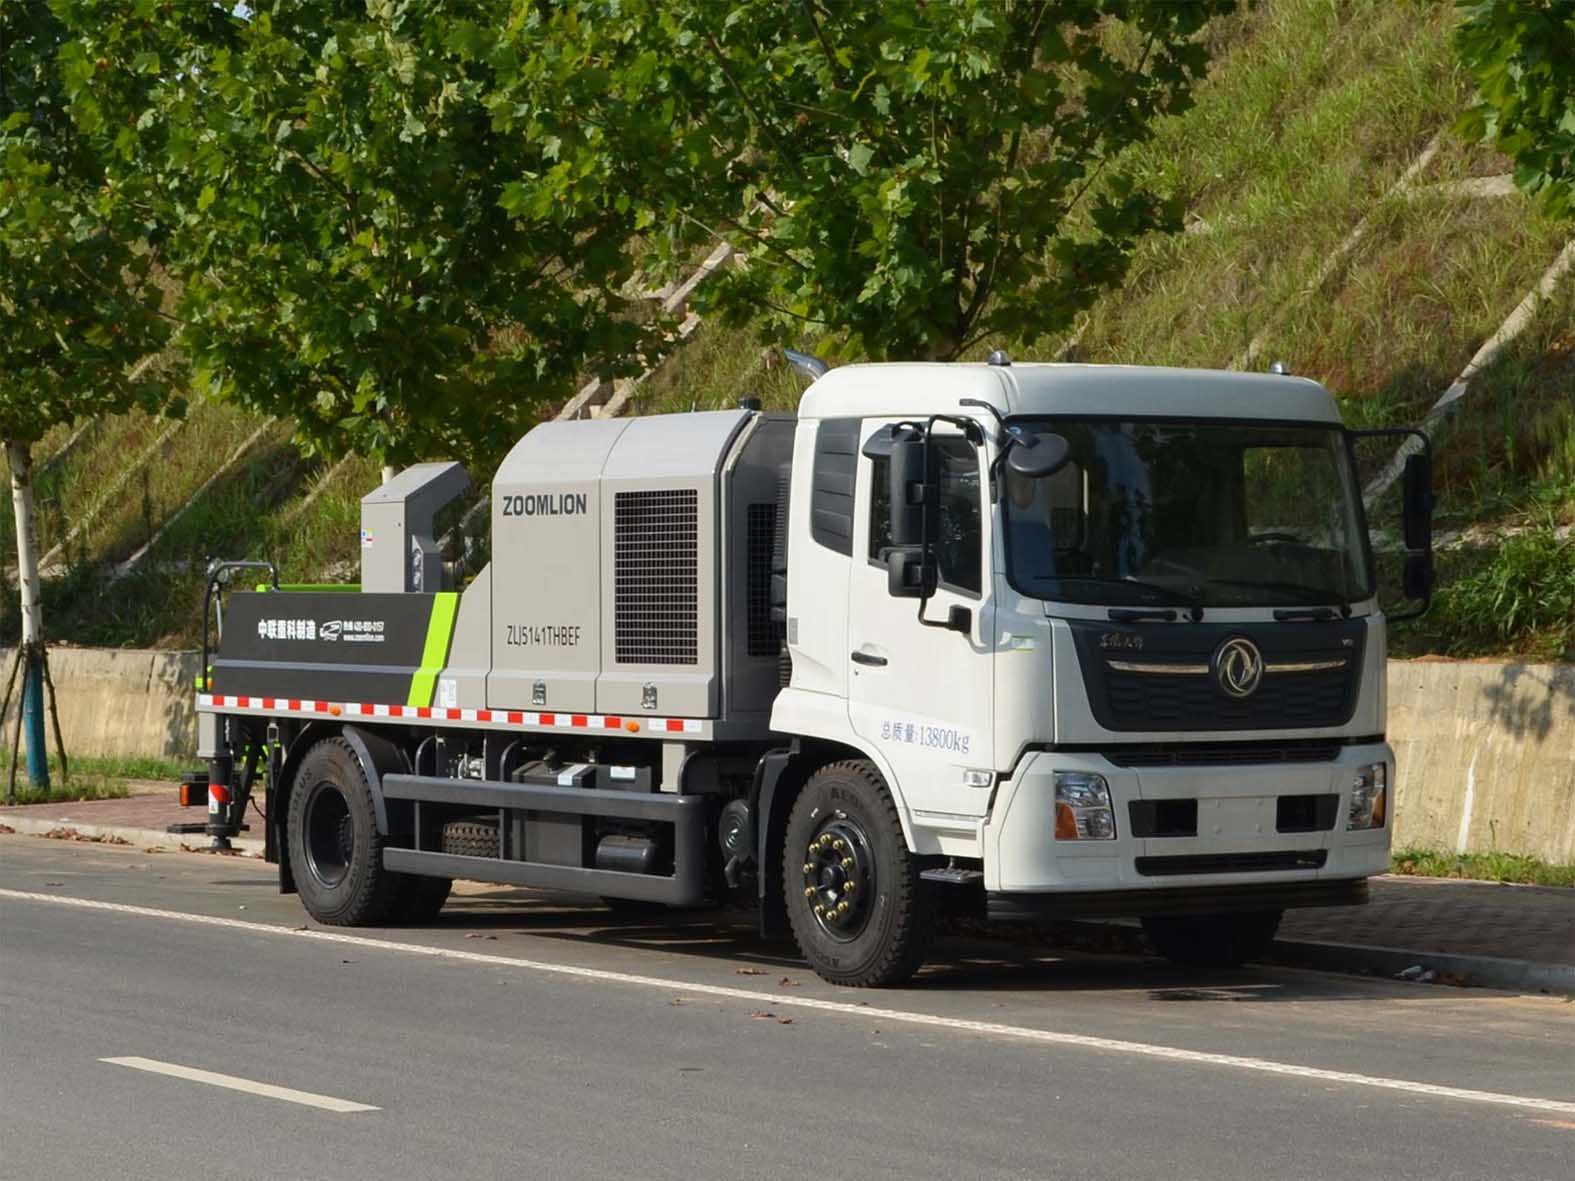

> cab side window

[{"left": 869, "top": 437, "right": 982, "bottom": 596}]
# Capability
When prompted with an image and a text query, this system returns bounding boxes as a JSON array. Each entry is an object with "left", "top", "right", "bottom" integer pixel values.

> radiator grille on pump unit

[
  {"left": 746, "top": 503, "right": 779, "bottom": 657},
  {"left": 614, "top": 489, "right": 699, "bottom": 665}
]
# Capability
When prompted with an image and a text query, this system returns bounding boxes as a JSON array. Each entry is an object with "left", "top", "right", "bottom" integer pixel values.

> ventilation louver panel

[
  {"left": 614, "top": 489, "right": 699, "bottom": 665},
  {"left": 746, "top": 503, "right": 779, "bottom": 658}
]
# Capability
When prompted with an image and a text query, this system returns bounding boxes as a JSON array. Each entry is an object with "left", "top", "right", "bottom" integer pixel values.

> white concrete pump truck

[{"left": 186, "top": 358, "right": 1435, "bottom": 986}]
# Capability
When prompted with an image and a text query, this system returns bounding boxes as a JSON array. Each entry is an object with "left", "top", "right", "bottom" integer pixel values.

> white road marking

[
  {"left": 100, "top": 1056, "right": 378, "bottom": 1113},
  {"left": 8, "top": 888, "right": 1572, "bottom": 1117}
]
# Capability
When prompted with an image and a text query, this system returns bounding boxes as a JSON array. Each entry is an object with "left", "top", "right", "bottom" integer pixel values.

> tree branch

[{"left": 801, "top": 0, "right": 847, "bottom": 89}]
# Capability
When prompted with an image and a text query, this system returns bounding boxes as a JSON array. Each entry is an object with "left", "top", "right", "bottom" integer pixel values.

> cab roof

[{"left": 797, "top": 362, "right": 1342, "bottom": 425}]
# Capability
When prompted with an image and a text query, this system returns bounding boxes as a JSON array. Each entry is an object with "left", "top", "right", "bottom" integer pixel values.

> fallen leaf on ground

[
  {"left": 44, "top": 880, "right": 63, "bottom": 886},
  {"left": 0, "top": 823, "right": 14, "bottom": 834},
  {"left": 735, "top": 967, "right": 767, "bottom": 976},
  {"left": 750, "top": 1010, "right": 776, "bottom": 1020},
  {"left": 777, "top": 1018, "right": 794, "bottom": 1025},
  {"left": 778, "top": 977, "right": 800, "bottom": 987}
]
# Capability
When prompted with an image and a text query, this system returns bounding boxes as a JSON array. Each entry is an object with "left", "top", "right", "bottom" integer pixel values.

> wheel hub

[
  {"left": 801, "top": 817, "right": 872, "bottom": 940},
  {"left": 304, "top": 781, "right": 354, "bottom": 888}
]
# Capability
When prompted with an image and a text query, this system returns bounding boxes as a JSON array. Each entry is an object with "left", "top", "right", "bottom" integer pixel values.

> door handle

[{"left": 851, "top": 651, "right": 888, "bottom": 667}]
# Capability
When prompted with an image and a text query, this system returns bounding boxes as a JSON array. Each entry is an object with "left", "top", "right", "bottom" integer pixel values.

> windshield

[{"left": 1002, "top": 418, "right": 1370, "bottom": 608}]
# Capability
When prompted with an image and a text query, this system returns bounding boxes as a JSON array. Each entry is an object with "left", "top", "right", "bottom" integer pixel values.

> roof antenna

[
  {"left": 1268, "top": 360, "right": 1292, "bottom": 375},
  {"left": 783, "top": 348, "right": 829, "bottom": 382}
]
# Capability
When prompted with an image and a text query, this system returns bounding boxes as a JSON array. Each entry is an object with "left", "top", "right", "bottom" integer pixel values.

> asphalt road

[{"left": 2, "top": 834, "right": 1571, "bottom": 1180}]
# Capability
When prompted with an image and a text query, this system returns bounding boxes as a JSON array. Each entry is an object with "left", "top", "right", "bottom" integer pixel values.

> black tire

[
  {"left": 1141, "top": 910, "right": 1284, "bottom": 969},
  {"left": 783, "top": 760, "right": 932, "bottom": 987},
  {"left": 392, "top": 875, "right": 452, "bottom": 924},
  {"left": 441, "top": 818, "right": 500, "bottom": 858},
  {"left": 287, "top": 738, "right": 400, "bottom": 926}
]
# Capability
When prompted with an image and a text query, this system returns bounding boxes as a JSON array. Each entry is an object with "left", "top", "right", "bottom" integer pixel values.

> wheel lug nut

[
  {"left": 804, "top": 886, "right": 815, "bottom": 898},
  {"left": 843, "top": 880, "right": 855, "bottom": 893},
  {"left": 803, "top": 863, "right": 814, "bottom": 874},
  {"left": 840, "top": 857, "right": 854, "bottom": 870},
  {"left": 832, "top": 838, "right": 845, "bottom": 851}
]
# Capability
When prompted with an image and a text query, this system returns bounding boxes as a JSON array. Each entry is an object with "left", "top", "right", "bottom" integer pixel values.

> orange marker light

[
  {"left": 1054, "top": 803, "right": 1079, "bottom": 841},
  {"left": 625, "top": 720, "right": 640, "bottom": 733},
  {"left": 329, "top": 705, "right": 342, "bottom": 717}
]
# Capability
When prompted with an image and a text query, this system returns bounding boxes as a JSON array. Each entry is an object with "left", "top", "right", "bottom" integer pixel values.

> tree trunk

[{"left": 6, "top": 441, "right": 50, "bottom": 787}]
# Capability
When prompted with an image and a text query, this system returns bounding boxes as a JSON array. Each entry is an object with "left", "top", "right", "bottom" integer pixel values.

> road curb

[
  {"left": 1266, "top": 938, "right": 1575, "bottom": 998},
  {"left": 0, "top": 815, "right": 263, "bottom": 857}
]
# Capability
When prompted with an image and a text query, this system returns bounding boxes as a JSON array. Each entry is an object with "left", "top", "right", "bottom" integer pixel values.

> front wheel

[
  {"left": 783, "top": 761, "right": 932, "bottom": 987},
  {"left": 1141, "top": 910, "right": 1283, "bottom": 969}
]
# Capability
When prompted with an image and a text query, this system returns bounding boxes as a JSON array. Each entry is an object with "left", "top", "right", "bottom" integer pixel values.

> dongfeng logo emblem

[{"left": 1213, "top": 637, "right": 1263, "bottom": 699}]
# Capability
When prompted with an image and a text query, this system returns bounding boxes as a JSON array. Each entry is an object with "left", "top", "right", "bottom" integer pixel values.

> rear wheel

[
  {"left": 287, "top": 738, "right": 399, "bottom": 926},
  {"left": 1141, "top": 910, "right": 1283, "bottom": 969},
  {"left": 783, "top": 761, "right": 931, "bottom": 987}
]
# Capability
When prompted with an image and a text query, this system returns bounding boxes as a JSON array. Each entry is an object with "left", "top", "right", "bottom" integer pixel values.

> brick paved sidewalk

[
  {"left": 1281, "top": 875, "right": 1575, "bottom": 967},
  {"left": 2, "top": 792, "right": 1570, "bottom": 970},
  {"left": 0, "top": 788, "right": 260, "bottom": 853}
]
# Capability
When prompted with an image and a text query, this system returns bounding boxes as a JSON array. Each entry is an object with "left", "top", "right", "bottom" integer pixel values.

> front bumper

[{"left": 982, "top": 742, "right": 1393, "bottom": 902}]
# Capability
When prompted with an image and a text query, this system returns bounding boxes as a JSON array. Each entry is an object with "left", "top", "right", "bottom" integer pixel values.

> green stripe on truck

[{"left": 407, "top": 592, "right": 459, "bottom": 708}]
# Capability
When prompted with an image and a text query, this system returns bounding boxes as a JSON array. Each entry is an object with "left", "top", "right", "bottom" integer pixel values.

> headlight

[
  {"left": 1054, "top": 771, "right": 1117, "bottom": 841},
  {"left": 1347, "top": 763, "right": 1387, "bottom": 830}
]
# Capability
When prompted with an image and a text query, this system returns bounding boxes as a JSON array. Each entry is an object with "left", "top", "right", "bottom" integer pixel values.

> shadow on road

[{"left": 406, "top": 888, "right": 1401, "bottom": 1003}]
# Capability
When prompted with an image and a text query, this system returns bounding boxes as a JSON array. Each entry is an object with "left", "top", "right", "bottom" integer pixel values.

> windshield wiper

[
  {"left": 1273, "top": 606, "right": 1351, "bottom": 622},
  {"left": 1108, "top": 607, "right": 1178, "bottom": 623},
  {"left": 1046, "top": 577, "right": 1205, "bottom": 620}
]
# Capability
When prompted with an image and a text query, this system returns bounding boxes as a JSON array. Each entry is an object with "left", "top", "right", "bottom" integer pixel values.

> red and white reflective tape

[
  {"left": 208, "top": 783, "right": 229, "bottom": 815},
  {"left": 196, "top": 693, "right": 705, "bottom": 735}
]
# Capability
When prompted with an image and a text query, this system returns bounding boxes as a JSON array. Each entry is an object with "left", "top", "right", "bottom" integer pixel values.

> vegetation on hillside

[{"left": 2, "top": 0, "right": 1571, "bottom": 660}]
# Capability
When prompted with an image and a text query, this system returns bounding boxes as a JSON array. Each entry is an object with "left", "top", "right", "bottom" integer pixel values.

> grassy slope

[{"left": 3, "top": 0, "right": 1570, "bottom": 655}]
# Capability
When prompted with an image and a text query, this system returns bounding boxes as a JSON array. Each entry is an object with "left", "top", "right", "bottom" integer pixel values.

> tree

[
  {"left": 1, "top": 0, "right": 177, "bottom": 788},
  {"left": 545, "top": 0, "right": 1235, "bottom": 361},
  {"left": 1455, "top": 0, "right": 1575, "bottom": 221},
  {"left": 63, "top": 0, "right": 685, "bottom": 474}
]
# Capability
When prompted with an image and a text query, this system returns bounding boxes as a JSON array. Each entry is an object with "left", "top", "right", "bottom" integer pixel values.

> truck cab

[{"left": 771, "top": 359, "right": 1430, "bottom": 969}]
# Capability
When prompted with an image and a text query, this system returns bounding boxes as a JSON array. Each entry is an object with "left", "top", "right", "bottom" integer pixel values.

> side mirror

[
  {"left": 888, "top": 435, "right": 927, "bottom": 548},
  {"left": 1402, "top": 452, "right": 1432, "bottom": 551},
  {"left": 1349, "top": 427, "right": 1434, "bottom": 622},
  {"left": 1006, "top": 432, "right": 1072, "bottom": 479},
  {"left": 886, "top": 547, "right": 935, "bottom": 599},
  {"left": 1402, "top": 553, "right": 1434, "bottom": 601}
]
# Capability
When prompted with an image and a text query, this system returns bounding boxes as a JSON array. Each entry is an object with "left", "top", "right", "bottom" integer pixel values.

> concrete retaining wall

[
  {"left": 2, "top": 647, "right": 201, "bottom": 761},
  {"left": 1388, "top": 661, "right": 1575, "bottom": 864},
  {"left": 7, "top": 648, "right": 1573, "bottom": 862}
]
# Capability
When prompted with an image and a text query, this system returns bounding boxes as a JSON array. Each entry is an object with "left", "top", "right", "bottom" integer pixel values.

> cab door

[{"left": 846, "top": 420, "right": 995, "bottom": 817}]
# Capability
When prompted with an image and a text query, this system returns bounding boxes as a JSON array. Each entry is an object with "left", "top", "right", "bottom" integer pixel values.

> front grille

[
  {"left": 614, "top": 489, "right": 698, "bottom": 665},
  {"left": 1106, "top": 667, "right": 1351, "bottom": 730},
  {"left": 745, "top": 503, "right": 779, "bottom": 657},
  {"left": 1105, "top": 742, "right": 1343, "bottom": 768},
  {"left": 1070, "top": 620, "right": 1364, "bottom": 732},
  {"left": 1136, "top": 850, "right": 1327, "bottom": 877}
]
